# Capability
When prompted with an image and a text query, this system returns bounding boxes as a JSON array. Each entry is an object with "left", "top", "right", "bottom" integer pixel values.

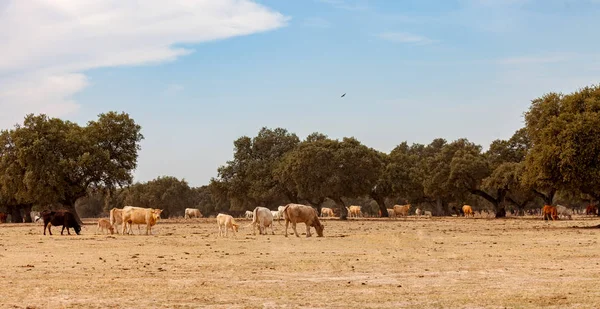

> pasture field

[{"left": 1, "top": 216, "right": 600, "bottom": 308}]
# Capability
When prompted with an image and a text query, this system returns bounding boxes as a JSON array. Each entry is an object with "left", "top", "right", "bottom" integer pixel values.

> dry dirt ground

[{"left": 1, "top": 215, "right": 600, "bottom": 308}]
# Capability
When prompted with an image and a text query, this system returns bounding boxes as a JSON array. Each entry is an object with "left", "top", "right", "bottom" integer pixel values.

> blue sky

[{"left": 1, "top": 0, "right": 600, "bottom": 187}]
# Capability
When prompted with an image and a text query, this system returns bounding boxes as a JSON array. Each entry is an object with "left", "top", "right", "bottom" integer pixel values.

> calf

[
  {"left": 216, "top": 213, "right": 239, "bottom": 237},
  {"left": 283, "top": 204, "right": 324, "bottom": 238},
  {"left": 41, "top": 210, "right": 81, "bottom": 235},
  {"left": 97, "top": 218, "right": 115, "bottom": 234}
]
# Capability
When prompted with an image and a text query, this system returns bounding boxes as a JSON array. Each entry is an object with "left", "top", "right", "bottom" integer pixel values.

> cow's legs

[
  {"left": 270, "top": 223, "right": 275, "bottom": 235},
  {"left": 292, "top": 221, "right": 300, "bottom": 237},
  {"left": 305, "top": 224, "right": 312, "bottom": 237},
  {"left": 285, "top": 220, "right": 289, "bottom": 237}
]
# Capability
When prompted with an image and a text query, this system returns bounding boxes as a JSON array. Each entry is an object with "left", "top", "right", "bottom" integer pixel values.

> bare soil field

[{"left": 1, "top": 216, "right": 600, "bottom": 309}]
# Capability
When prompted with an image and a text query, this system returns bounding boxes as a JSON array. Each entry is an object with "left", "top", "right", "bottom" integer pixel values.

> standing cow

[
  {"left": 121, "top": 206, "right": 163, "bottom": 235},
  {"left": 393, "top": 204, "right": 411, "bottom": 219},
  {"left": 41, "top": 210, "right": 81, "bottom": 235},
  {"left": 184, "top": 208, "right": 203, "bottom": 219},
  {"left": 283, "top": 204, "right": 324, "bottom": 238},
  {"left": 252, "top": 207, "right": 275, "bottom": 235}
]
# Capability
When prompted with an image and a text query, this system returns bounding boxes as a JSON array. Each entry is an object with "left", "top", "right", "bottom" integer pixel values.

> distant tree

[{"left": 4, "top": 112, "right": 143, "bottom": 224}]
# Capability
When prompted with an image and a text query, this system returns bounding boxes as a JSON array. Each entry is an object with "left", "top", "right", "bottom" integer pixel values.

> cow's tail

[
  {"left": 282, "top": 204, "right": 291, "bottom": 223},
  {"left": 109, "top": 208, "right": 115, "bottom": 226}
]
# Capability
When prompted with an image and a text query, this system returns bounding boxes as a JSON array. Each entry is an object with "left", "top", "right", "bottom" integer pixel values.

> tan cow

[
  {"left": 184, "top": 208, "right": 203, "bottom": 219},
  {"left": 321, "top": 207, "right": 335, "bottom": 217},
  {"left": 393, "top": 204, "right": 411, "bottom": 218},
  {"left": 347, "top": 205, "right": 362, "bottom": 218},
  {"left": 216, "top": 213, "right": 239, "bottom": 237},
  {"left": 462, "top": 205, "right": 474, "bottom": 217},
  {"left": 252, "top": 207, "right": 274, "bottom": 235},
  {"left": 283, "top": 204, "right": 324, "bottom": 238},
  {"left": 109, "top": 208, "right": 133, "bottom": 235},
  {"left": 121, "top": 206, "right": 163, "bottom": 235},
  {"left": 96, "top": 218, "right": 114, "bottom": 234}
]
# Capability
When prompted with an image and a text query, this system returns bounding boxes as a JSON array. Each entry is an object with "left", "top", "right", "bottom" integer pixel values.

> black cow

[{"left": 41, "top": 210, "right": 81, "bottom": 235}]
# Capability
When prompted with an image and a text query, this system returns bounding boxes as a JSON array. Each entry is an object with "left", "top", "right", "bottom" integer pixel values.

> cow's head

[
  {"left": 232, "top": 223, "right": 239, "bottom": 232},
  {"left": 74, "top": 225, "right": 82, "bottom": 235},
  {"left": 153, "top": 209, "right": 163, "bottom": 221},
  {"left": 315, "top": 224, "right": 324, "bottom": 237}
]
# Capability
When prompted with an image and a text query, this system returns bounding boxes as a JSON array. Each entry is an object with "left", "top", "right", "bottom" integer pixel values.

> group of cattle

[{"left": 220, "top": 204, "right": 324, "bottom": 238}]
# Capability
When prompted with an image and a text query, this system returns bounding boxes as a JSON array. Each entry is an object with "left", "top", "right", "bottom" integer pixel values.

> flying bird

[{"left": 341, "top": 93, "right": 346, "bottom": 98}]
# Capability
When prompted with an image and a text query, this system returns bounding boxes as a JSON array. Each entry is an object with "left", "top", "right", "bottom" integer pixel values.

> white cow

[
  {"left": 424, "top": 210, "right": 432, "bottom": 217},
  {"left": 252, "top": 207, "right": 275, "bottom": 235},
  {"left": 415, "top": 208, "right": 422, "bottom": 217},
  {"left": 556, "top": 205, "right": 573, "bottom": 220},
  {"left": 184, "top": 208, "right": 202, "bottom": 219},
  {"left": 245, "top": 210, "right": 254, "bottom": 219},
  {"left": 216, "top": 214, "right": 239, "bottom": 237},
  {"left": 271, "top": 210, "right": 281, "bottom": 220}
]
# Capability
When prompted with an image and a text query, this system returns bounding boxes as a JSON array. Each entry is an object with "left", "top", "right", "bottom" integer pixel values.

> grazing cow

[
  {"left": 542, "top": 205, "right": 558, "bottom": 221},
  {"left": 424, "top": 210, "right": 432, "bottom": 217},
  {"left": 393, "top": 204, "right": 411, "bottom": 218},
  {"left": 252, "top": 207, "right": 274, "bottom": 235},
  {"left": 462, "top": 205, "right": 474, "bottom": 218},
  {"left": 556, "top": 205, "right": 572, "bottom": 220},
  {"left": 0, "top": 212, "right": 7, "bottom": 223},
  {"left": 283, "top": 203, "right": 324, "bottom": 238},
  {"left": 41, "top": 210, "right": 81, "bottom": 235},
  {"left": 121, "top": 206, "right": 163, "bottom": 235},
  {"left": 271, "top": 210, "right": 281, "bottom": 220},
  {"left": 586, "top": 205, "right": 598, "bottom": 216},
  {"left": 415, "top": 208, "right": 422, "bottom": 217},
  {"left": 347, "top": 205, "right": 362, "bottom": 218},
  {"left": 245, "top": 210, "right": 254, "bottom": 219},
  {"left": 97, "top": 218, "right": 115, "bottom": 234},
  {"left": 30, "top": 211, "right": 41, "bottom": 223},
  {"left": 321, "top": 207, "right": 335, "bottom": 217},
  {"left": 216, "top": 213, "right": 239, "bottom": 237},
  {"left": 184, "top": 208, "right": 203, "bottom": 219}
]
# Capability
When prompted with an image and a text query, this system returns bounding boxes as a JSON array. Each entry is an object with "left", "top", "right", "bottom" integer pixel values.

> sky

[{"left": 1, "top": 0, "right": 600, "bottom": 187}]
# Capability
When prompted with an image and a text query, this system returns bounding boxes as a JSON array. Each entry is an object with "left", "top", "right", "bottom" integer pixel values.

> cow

[
  {"left": 462, "top": 205, "right": 474, "bottom": 218},
  {"left": 251, "top": 207, "right": 275, "bottom": 235},
  {"left": 542, "top": 205, "right": 558, "bottom": 221},
  {"left": 347, "top": 205, "right": 362, "bottom": 218},
  {"left": 415, "top": 208, "right": 422, "bottom": 217},
  {"left": 216, "top": 213, "right": 239, "bottom": 237},
  {"left": 393, "top": 204, "right": 411, "bottom": 218},
  {"left": 386, "top": 208, "right": 397, "bottom": 218},
  {"left": 586, "top": 205, "right": 598, "bottom": 216},
  {"left": 424, "top": 210, "right": 432, "bottom": 217},
  {"left": 271, "top": 210, "right": 281, "bottom": 220},
  {"left": 556, "top": 205, "right": 573, "bottom": 220},
  {"left": 30, "top": 211, "right": 41, "bottom": 223},
  {"left": 41, "top": 210, "right": 81, "bottom": 235},
  {"left": 321, "top": 207, "right": 335, "bottom": 217},
  {"left": 97, "top": 218, "right": 115, "bottom": 234},
  {"left": 110, "top": 208, "right": 133, "bottom": 235},
  {"left": 283, "top": 203, "right": 324, "bottom": 238},
  {"left": 121, "top": 206, "right": 163, "bottom": 235},
  {"left": 277, "top": 206, "right": 286, "bottom": 218},
  {"left": 0, "top": 212, "right": 7, "bottom": 223},
  {"left": 245, "top": 210, "right": 254, "bottom": 219},
  {"left": 184, "top": 208, "right": 203, "bottom": 219}
]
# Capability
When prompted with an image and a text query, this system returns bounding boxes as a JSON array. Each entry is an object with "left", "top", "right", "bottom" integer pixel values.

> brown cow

[
  {"left": 41, "top": 210, "right": 81, "bottom": 235},
  {"left": 321, "top": 207, "right": 335, "bottom": 217},
  {"left": 542, "top": 205, "right": 558, "bottom": 221},
  {"left": 283, "top": 204, "right": 324, "bottom": 238},
  {"left": 0, "top": 212, "right": 7, "bottom": 223},
  {"left": 97, "top": 218, "right": 115, "bottom": 234},
  {"left": 121, "top": 206, "right": 162, "bottom": 235},
  {"left": 393, "top": 204, "right": 411, "bottom": 218},
  {"left": 586, "top": 204, "right": 598, "bottom": 216},
  {"left": 462, "top": 205, "right": 474, "bottom": 218}
]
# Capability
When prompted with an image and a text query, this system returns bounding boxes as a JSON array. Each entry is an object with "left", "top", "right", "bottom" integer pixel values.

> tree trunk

[
  {"left": 371, "top": 192, "right": 388, "bottom": 217},
  {"left": 435, "top": 198, "right": 449, "bottom": 216},
  {"left": 8, "top": 205, "right": 23, "bottom": 223},
  {"left": 63, "top": 200, "right": 84, "bottom": 225},
  {"left": 22, "top": 204, "right": 33, "bottom": 223},
  {"left": 533, "top": 188, "right": 555, "bottom": 205},
  {"left": 333, "top": 197, "right": 348, "bottom": 220}
]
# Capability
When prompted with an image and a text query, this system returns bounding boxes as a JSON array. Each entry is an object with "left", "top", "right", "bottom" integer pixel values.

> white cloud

[
  {"left": 376, "top": 32, "right": 436, "bottom": 45},
  {"left": 0, "top": 0, "right": 288, "bottom": 128}
]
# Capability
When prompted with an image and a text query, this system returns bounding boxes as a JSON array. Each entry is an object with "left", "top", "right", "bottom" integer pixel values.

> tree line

[{"left": 2, "top": 85, "right": 600, "bottom": 222}]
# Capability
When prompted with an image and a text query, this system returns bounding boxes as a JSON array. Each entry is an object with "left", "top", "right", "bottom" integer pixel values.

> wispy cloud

[
  {"left": 316, "top": 0, "right": 369, "bottom": 11},
  {"left": 302, "top": 17, "right": 332, "bottom": 29},
  {"left": 376, "top": 32, "right": 436, "bottom": 45},
  {"left": 0, "top": 0, "right": 288, "bottom": 128}
]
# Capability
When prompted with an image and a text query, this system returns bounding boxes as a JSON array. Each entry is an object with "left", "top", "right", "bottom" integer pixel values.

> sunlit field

[{"left": 1, "top": 216, "right": 600, "bottom": 309}]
